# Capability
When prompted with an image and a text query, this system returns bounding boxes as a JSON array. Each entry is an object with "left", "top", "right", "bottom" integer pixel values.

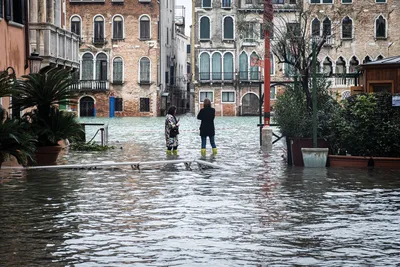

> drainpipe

[{"left": 24, "top": 0, "right": 29, "bottom": 70}]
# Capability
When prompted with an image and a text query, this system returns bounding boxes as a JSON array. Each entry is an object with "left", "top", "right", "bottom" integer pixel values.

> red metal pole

[{"left": 263, "top": 0, "right": 273, "bottom": 126}]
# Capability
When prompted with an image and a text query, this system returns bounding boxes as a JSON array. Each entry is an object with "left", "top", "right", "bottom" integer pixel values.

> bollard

[
  {"left": 100, "top": 128, "right": 104, "bottom": 146},
  {"left": 261, "top": 127, "right": 273, "bottom": 152}
]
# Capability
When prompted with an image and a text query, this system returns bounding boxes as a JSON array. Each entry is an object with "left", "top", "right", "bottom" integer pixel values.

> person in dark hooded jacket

[{"left": 197, "top": 98, "right": 217, "bottom": 155}]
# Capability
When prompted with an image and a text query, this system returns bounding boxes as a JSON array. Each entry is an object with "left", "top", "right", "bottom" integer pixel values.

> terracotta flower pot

[{"left": 32, "top": 145, "right": 63, "bottom": 166}]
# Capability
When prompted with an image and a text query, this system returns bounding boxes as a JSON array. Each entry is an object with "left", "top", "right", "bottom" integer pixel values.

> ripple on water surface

[{"left": 1, "top": 116, "right": 400, "bottom": 266}]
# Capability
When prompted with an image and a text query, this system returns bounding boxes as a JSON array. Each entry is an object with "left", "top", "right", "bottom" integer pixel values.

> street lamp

[{"left": 28, "top": 51, "right": 43, "bottom": 73}]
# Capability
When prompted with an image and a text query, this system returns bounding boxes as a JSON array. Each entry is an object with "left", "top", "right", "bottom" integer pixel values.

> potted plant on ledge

[{"left": 13, "top": 68, "right": 84, "bottom": 166}]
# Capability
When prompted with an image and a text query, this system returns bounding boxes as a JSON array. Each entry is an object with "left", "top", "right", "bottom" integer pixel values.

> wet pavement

[{"left": 1, "top": 115, "right": 400, "bottom": 266}]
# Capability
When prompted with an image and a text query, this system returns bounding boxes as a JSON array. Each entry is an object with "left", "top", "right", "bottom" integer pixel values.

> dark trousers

[{"left": 201, "top": 136, "right": 216, "bottom": 149}]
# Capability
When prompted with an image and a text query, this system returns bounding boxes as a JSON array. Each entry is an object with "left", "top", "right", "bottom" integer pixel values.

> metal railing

[{"left": 71, "top": 80, "right": 109, "bottom": 91}]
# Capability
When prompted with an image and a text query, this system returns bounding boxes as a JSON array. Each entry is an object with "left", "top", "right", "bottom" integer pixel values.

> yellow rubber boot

[
  {"left": 166, "top": 150, "right": 172, "bottom": 155},
  {"left": 212, "top": 148, "right": 218, "bottom": 155},
  {"left": 201, "top": 149, "right": 206, "bottom": 156},
  {"left": 172, "top": 150, "right": 178, "bottom": 155}
]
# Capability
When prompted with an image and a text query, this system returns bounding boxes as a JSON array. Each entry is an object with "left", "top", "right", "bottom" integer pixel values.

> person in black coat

[{"left": 197, "top": 98, "right": 217, "bottom": 155}]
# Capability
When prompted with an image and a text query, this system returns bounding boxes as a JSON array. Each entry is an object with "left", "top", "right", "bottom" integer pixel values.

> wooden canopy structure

[{"left": 359, "top": 56, "right": 400, "bottom": 94}]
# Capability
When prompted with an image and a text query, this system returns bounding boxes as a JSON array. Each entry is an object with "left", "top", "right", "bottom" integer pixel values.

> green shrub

[
  {"left": 274, "top": 78, "right": 339, "bottom": 138},
  {"left": 327, "top": 92, "right": 400, "bottom": 157}
]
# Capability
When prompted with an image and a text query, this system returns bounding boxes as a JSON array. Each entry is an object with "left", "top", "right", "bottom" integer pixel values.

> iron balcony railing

[
  {"left": 198, "top": 72, "right": 235, "bottom": 82},
  {"left": 71, "top": 80, "right": 109, "bottom": 91},
  {"left": 198, "top": 71, "right": 264, "bottom": 82},
  {"left": 92, "top": 37, "right": 106, "bottom": 45}
]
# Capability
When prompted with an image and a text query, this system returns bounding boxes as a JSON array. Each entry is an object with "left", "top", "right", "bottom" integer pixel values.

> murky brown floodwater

[{"left": 1, "top": 116, "right": 400, "bottom": 266}]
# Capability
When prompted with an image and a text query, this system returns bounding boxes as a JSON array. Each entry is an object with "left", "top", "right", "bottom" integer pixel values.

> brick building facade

[
  {"left": 193, "top": 0, "right": 400, "bottom": 116},
  {"left": 66, "top": 0, "right": 165, "bottom": 117}
]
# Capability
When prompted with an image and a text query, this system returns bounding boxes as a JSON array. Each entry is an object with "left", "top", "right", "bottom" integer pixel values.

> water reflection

[{"left": 1, "top": 117, "right": 400, "bottom": 266}]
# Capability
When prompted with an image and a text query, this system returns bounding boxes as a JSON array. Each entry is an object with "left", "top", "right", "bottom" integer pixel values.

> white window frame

[
  {"left": 94, "top": 51, "right": 109, "bottom": 81},
  {"left": 270, "top": 86, "right": 277, "bottom": 100},
  {"left": 309, "top": 0, "right": 333, "bottom": 4},
  {"left": 222, "top": 51, "right": 235, "bottom": 80},
  {"left": 199, "top": 91, "right": 214, "bottom": 103},
  {"left": 199, "top": 16, "right": 211, "bottom": 40},
  {"left": 93, "top": 14, "right": 106, "bottom": 41},
  {"left": 221, "top": 91, "right": 235, "bottom": 103},
  {"left": 138, "top": 14, "right": 151, "bottom": 40},
  {"left": 112, "top": 14, "right": 125, "bottom": 40},
  {"left": 222, "top": 15, "right": 235, "bottom": 40},
  {"left": 112, "top": 56, "right": 124, "bottom": 84},
  {"left": 70, "top": 14, "right": 82, "bottom": 36},
  {"left": 138, "top": 56, "right": 151, "bottom": 83},
  {"left": 341, "top": 16, "right": 353, "bottom": 40},
  {"left": 374, "top": 14, "right": 387, "bottom": 39},
  {"left": 202, "top": 0, "right": 212, "bottom": 8},
  {"left": 80, "top": 52, "right": 95, "bottom": 80}
]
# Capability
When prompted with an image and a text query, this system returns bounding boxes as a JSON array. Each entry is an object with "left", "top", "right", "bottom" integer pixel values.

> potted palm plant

[
  {"left": 0, "top": 70, "right": 36, "bottom": 167},
  {"left": 13, "top": 68, "right": 84, "bottom": 165}
]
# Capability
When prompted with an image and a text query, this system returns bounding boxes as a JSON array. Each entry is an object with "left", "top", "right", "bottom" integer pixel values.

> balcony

[
  {"left": 311, "top": 35, "right": 335, "bottom": 46},
  {"left": 239, "top": 71, "right": 263, "bottom": 82},
  {"left": 70, "top": 0, "right": 105, "bottom": 2},
  {"left": 92, "top": 37, "right": 106, "bottom": 45},
  {"left": 198, "top": 72, "right": 235, "bottom": 83},
  {"left": 29, "top": 22, "right": 80, "bottom": 69},
  {"left": 71, "top": 80, "right": 110, "bottom": 91}
]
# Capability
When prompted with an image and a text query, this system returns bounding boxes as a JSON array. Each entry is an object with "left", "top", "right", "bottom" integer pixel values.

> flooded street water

[{"left": 1, "top": 116, "right": 400, "bottom": 266}]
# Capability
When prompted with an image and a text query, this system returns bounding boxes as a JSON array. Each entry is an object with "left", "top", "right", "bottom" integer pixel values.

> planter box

[
  {"left": 302, "top": 148, "right": 329, "bottom": 167},
  {"left": 290, "top": 138, "right": 329, "bottom": 166},
  {"left": 328, "top": 155, "right": 371, "bottom": 168},
  {"left": 372, "top": 157, "right": 400, "bottom": 168},
  {"left": 329, "top": 155, "right": 400, "bottom": 168}
]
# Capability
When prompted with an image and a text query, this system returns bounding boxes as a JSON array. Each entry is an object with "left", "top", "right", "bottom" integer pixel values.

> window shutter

[
  {"left": 21, "top": 0, "right": 25, "bottom": 24},
  {"left": 4, "top": 0, "right": 11, "bottom": 21}
]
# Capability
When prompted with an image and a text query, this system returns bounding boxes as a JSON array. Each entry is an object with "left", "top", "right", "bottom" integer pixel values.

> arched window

[
  {"left": 250, "top": 52, "right": 259, "bottom": 80},
  {"left": 139, "top": 16, "right": 150, "bottom": 40},
  {"left": 202, "top": 0, "right": 211, "bottom": 8},
  {"left": 342, "top": 16, "right": 352, "bottom": 39},
  {"left": 113, "top": 57, "right": 123, "bottom": 84},
  {"left": 200, "top": 53, "right": 210, "bottom": 80},
  {"left": 212, "top": 53, "right": 222, "bottom": 80},
  {"left": 81, "top": 53, "right": 94, "bottom": 80},
  {"left": 223, "top": 16, "right": 234, "bottom": 39},
  {"left": 311, "top": 18, "right": 320, "bottom": 36},
  {"left": 113, "top": 15, "right": 123, "bottom": 40},
  {"left": 323, "top": 17, "right": 331, "bottom": 36},
  {"left": 93, "top": 15, "right": 104, "bottom": 43},
  {"left": 349, "top": 56, "right": 359, "bottom": 73},
  {"left": 139, "top": 57, "right": 151, "bottom": 83},
  {"left": 96, "top": 53, "right": 108, "bottom": 81},
  {"left": 375, "top": 15, "right": 386, "bottom": 38},
  {"left": 70, "top": 15, "right": 81, "bottom": 36},
  {"left": 335, "top": 57, "right": 346, "bottom": 74},
  {"left": 363, "top": 56, "right": 372, "bottom": 64},
  {"left": 239, "top": 52, "right": 248, "bottom": 80},
  {"left": 323, "top": 57, "right": 332, "bottom": 75},
  {"left": 200, "top": 17, "right": 210, "bottom": 40},
  {"left": 223, "top": 52, "right": 234, "bottom": 80}
]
